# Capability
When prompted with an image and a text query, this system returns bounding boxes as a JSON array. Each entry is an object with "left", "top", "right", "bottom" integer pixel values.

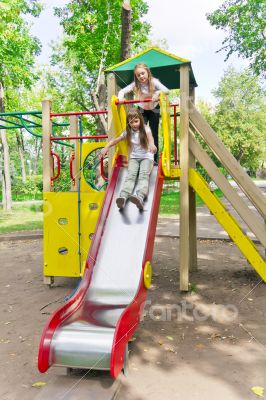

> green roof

[{"left": 105, "top": 47, "right": 197, "bottom": 89}]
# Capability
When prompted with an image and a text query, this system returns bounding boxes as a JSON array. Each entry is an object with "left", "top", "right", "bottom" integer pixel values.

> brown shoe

[
  {"left": 116, "top": 197, "right": 126, "bottom": 209},
  {"left": 129, "top": 195, "right": 144, "bottom": 210}
]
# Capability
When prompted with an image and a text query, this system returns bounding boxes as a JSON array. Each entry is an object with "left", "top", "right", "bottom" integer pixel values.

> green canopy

[{"left": 105, "top": 47, "right": 197, "bottom": 89}]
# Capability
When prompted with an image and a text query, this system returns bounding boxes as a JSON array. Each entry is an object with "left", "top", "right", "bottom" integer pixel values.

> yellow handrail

[
  {"left": 160, "top": 92, "right": 171, "bottom": 177},
  {"left": 111, "top": 95, "right": 128, "bottom": 160}
]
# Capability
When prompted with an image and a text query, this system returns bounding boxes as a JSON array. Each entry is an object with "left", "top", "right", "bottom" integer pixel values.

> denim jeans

[{"left": 120, "top": 158, "right": 154, "bottom": 200}]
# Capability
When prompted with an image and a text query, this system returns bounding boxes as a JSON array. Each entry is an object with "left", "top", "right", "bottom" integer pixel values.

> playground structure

[
  {"left": 1, "top": 47, "right": 265, "bottom": 378},
  {"left": 37, "top": 48, "right": 266, "bottom": 378}
]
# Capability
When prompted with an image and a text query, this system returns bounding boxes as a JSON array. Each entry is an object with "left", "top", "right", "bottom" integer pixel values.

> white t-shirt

[
  {"left": 121, "top": 126, "right": 154, "bottom": 160},
  {"left": 118, "top": 77, "right": 169, "bottom": 110}
]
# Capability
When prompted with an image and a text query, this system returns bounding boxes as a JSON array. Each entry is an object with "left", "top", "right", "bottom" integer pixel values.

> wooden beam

[
  {"left": 42, "top": 100, "right": 52, "bottom": 192},
  {"left": 179, "top": 65, "right": 190, "bottom": 291},
  {"left": 189, "top": 132, "right": 266, "bottom": 249},
  {"left": 189, "top": 101, "right": 266, "bottom": 219},
  {"left": 107, "top": 73, "right": 117, "bottom": 176},
  {"left": 189, "top": 87, "right": 197, "bottom": 271}
]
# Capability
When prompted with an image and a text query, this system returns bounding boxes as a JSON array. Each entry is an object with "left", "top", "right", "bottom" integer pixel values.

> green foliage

[
  {"left": 0, "top": 0, "right": 42, "bottom": 89},
  {"left": 11, "top": 175, "right": 42, "bottom": 200},
  {"left": 207, "top": 0, "right": 266, "bottom": 77},
  {"left": 212, "top": 67, "right": 266, "bottom": 170},
  {"left": 197, "top": 67, "right": 265, "bottom": 172},
  {"left": 49, "top": 0, "right": 151, "bottom": 111}
]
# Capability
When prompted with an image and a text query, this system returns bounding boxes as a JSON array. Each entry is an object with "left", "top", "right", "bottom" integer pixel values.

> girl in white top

[
  {"left": 118, "top": 63, "right": 169, "bottom": 162},
  {"left": 100, "top": 108, "right": 157, "bottom": 210}
]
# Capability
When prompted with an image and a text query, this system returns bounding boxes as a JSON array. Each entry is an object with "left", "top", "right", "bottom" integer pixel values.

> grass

[
  {"left": 0, "top": 203, "right": 43, "bottom": 234},
  {"left": 0, "top": 188, "right": 224, "bottom": 234},
  {"left": 159, "top": 188, "right": 224, "bottom": 215}
]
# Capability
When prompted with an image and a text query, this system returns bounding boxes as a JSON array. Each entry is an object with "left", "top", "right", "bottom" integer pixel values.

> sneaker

[
  {"left": 129, "top": 195, "right": 144, "bottom": 210},
  {"left": 116, "top": 197, "right": 126, "bottom": 209}
]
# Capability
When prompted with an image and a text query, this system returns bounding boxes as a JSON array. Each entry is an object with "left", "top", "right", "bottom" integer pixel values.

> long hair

[
  {"left": 133, "top": 63, "right": 154, "bottom": 99},
  {"left": 126, "top": 108, "right": 148, "bottom": 150}
]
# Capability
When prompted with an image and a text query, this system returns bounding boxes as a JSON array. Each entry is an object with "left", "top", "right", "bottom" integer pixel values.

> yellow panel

[
  {"left": 111, "top": 95, "right": 128, "bottom": 158},
  {"left": 80, "top": 191, "right": 105, "bottom": 274},
  {"left": 43, "top": 192, "right": 79, "bottom": 277},
  {"left": 189, "top": 169, "right": 266, "bottom": 282},
  {"left": 160, "top": 92, "right": 171, "bottom": 177},
  {"left": 43, "top": 190, "right": 105, "bottom": 278}
]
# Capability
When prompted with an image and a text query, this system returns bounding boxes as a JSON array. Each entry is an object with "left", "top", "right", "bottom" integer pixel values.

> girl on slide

[{"left": 100, "top": 108, "right": 157, "bottom": 211}]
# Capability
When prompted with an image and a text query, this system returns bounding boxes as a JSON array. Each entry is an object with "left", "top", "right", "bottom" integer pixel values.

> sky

[{"left": 28, "top": 0, "right": 247, "bottom": 102}]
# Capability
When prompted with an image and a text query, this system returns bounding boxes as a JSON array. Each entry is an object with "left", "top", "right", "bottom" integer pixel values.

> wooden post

[
  {"left": 42, "top": 99, "right": 54, "bottom": 286},
  {"left": 70, "top": 116, "right": 79, "bottom": 191},
  {"left": 179, "top": 65, "right": 190, "bottom": 291},
  {"left": 107, "top": 73, "right": 117, "bottom": 176},
  {"left": 189, "top": 86, "right": 197, "bottom": 271},
  {"left": 42, "top": 100, "right": 53, "bottom": 192}
]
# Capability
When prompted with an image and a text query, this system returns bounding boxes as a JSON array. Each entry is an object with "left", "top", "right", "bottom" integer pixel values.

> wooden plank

[
  {"left": 107, "top": 73, "right": 117, "bottom": 176},
  {"left": 179, "top": 65, "right": 190, "bottom": 291},
  {"left": 70, "top": 116, "right": 79, "bottom": 191},
  {"left": 189, "top": 132, "right": 266, "bottom": 248},
  {"left": 42, "top": 100, "right": 52, "bottom": 192},
  {"left": 188, "top": 87, "right": 197, "bottom": 271},
  {"left": 190, "top": 169, "right": 266, "bottom": 282},
  {"left": 189, "top": 101, "right": 266, "bottom": 219}
]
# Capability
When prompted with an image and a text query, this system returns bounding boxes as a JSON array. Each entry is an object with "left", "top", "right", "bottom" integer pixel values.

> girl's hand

[
  {"left": 149, "top": 144, "right": 157, "bottom": 154},
  {"left": 99, "top": 147, "right": 108, "bottom": 159},
  {"left": 152, "top": 94, "right": 159, "bottom": 102}
]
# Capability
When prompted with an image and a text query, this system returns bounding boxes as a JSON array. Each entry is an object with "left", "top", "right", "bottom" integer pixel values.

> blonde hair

[
  {"left": 133, "top": 63, "right": 154, "bottom": 98},
  {"left": 126, "top": 108, "right": 148, "bottom": 150}
]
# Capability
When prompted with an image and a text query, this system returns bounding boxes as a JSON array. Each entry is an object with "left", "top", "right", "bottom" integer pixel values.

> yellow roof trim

[{"left": 105, "top": 47, "right": 190, "bottom": 72}]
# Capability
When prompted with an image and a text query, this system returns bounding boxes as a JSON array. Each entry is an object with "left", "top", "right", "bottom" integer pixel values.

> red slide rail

[
  {"left": 38, "top": 156, "right": 124, "bottom": 373},
  {"left": 110, "top": 157, "right": 164, "bottom": 378}
]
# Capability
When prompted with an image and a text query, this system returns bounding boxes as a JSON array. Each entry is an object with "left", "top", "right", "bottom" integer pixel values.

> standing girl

[
  {"left": 118, "top": 62, "right": 169, "bottom": 162},
  {"left": 100, "top": 108, "right": 157, "bottom": 210}
]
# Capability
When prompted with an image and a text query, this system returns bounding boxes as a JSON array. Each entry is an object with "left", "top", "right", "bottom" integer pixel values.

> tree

[
  {"left": 207, "top": 0, "right": 266, "bottom": 76},
  {"left": 211, "top": 66, "right": 266, "bottom": 171},
  {"left": 121, "top": 0, "right": 132, "bottom": 61},
  {"left": 51, "top": 0, "right": 150, "bottom": 132},
  {"left": 0, "top": 0, "right": 42, "bottom": 209}
]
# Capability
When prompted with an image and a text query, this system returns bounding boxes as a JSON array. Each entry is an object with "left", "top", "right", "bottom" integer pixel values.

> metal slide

[{"left": 38, "top": 156, "right": 164, "bottom": 378}]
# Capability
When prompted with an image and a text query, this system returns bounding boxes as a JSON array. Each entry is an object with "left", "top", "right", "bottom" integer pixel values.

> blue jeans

[{"left": 120, "top": 158, "right": 154, "bottom": 200}]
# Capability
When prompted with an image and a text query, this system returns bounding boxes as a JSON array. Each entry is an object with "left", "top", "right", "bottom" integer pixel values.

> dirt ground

[{"left": 0, "top": 237, "right": 266, "bottom": 400}]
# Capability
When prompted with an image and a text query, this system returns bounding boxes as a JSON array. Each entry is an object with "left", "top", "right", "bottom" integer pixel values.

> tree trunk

[
  {"left": 92, "top": 72, "right": 107, "bottom": 135},
  {"left": 16, "top": 130, "right": 27, "bottom": 182},
  {"left": 0, "top": 151, "right": 6, "bottom": 209},
  {"left": 32, "top": 136, "right": 42, "bottom": 175},
  {"left": 0, "top": 81, "right": 12, "bottom": 210},
  {"left": 120, "top": 0, "right": 132, "bottom": 61}
]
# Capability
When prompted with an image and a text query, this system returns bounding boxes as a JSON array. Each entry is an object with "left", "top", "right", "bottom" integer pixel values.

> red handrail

[
  {"left": 115, "top": 98, "right": 153, "bottom": 105},
  {"left": 50, "top": 110, "right": 108, "bottom": 117},
  {"left": 69, "top": 152, "right": 75, "bottom": 185},
  {"left": 173, "top": 104, "right": 178, "bottom": 165},
  {"left": 51, "top": 135, "right": 108, "bottom": 141},
  {"left": 50, "top": 151, "right": 61, "bottom": 183},
  {"left": 100, "top": 157, "right": 108, "bottom": 182}
]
